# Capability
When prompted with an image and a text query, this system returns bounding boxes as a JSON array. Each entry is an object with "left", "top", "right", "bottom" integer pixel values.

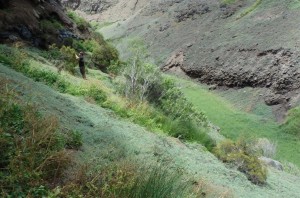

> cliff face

[{"left": 0, "top": 0, "right": 74, "bottom": 47}]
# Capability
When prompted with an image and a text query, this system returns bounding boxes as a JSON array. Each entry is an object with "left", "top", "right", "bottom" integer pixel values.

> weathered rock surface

[
  {"left": 259, "top": 156, "right": 283, "bottom": 171},
  {"left": 0, "top": 0, "right": 76, "bottom": 47}
]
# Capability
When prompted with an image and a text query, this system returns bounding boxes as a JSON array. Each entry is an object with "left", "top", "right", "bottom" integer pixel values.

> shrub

[
  {"left": 158, "top": 78, "right": 207, "bottom": 126},
  {"left": 86, "top": 85, "right": 107, "bottom": 105},
  {"left": 214, "top": 138, "right": 267, "bottom": 185},
  {"left": 166, "top": 119, "right": 215, "bottom": 151},
  {"left": 63, "top": 130, "right": 83, "bottom": 150},
  {"left": 91, "top": 44, "right": 119, "bottom": 71},
  {"left": 107, "top": 60, "right": 125, "bottom": 75},
  {"left": 119, "top": 59, "right": 161, "bottom": 102},
  {"left": 67, "top": 10, "right": 90, "bottom": 31},
  {"left": 60, "top": 45, "right": 77, "bottom": 74}
]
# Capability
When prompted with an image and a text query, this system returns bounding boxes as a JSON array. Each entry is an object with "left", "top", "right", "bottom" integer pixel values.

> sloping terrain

[
  {"left": 78, "top": 0, "right": 300, "bottom": 117},
  {"left": 1, "top": 60, "right": 300, "bottom": 197}
]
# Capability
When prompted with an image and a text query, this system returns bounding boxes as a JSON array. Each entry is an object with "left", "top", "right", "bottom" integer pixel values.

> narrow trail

[{"left": 1, "top": 64, "right": 300, "bottom": 198}]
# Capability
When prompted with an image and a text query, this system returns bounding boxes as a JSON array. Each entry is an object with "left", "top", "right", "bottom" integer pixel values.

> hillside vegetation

[
  {"left": 1, "top": 5, "right": 300, "bottom": 197},
  {"left": 1, "top": 45, "right": 300, "bottom": 197}
]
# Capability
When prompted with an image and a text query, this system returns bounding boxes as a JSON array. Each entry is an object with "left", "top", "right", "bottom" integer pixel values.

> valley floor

[{"left": 1, "top": 63, "right": 300, "bottom": 198}]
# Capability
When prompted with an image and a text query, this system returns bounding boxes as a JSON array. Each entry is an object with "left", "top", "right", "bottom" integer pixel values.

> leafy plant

[
  {"left": 67, "top": 10, "right": 90, "bottom": 31},
  {"left": 214, "top": 138, "right": 267, "bottom": 185},
  {"left": 92, "top": 44, "right": 119, "bottom": 71},
  {"left": 60, "top": 45, "right": 77, "bottom": 74},
  {"left": 63, "top": 130, "right": 83, "bottom": 150}
]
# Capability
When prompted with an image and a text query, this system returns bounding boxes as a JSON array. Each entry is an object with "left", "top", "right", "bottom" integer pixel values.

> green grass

[
  {"left": 237, "top": 0, "right": 262, "bottom": 19},
  {"left": 221, "top": 0, "right": 237, "bottom": 5},
  {"left": 288, "top": 0, "right": 300, "bottom": 9},
  {"left": 0, "top": 44, "right": 214, "bottom": 151},
  {"left": 280, "top": 107, "right": 300, "bottom": 137},
  {"left": 178, "top": 79, "right": 300, "bottom": 167}
]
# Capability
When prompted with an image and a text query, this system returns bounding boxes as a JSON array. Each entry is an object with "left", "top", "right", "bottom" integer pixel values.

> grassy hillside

[
  {"left": 177, "top": 78, "right": 300, "bottom": 166},
  {"left": 1, "top": 53, "right": 300, "bottom": 197}
]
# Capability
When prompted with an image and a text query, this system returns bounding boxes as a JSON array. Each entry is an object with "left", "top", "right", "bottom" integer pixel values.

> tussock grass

[
  {"left": 51, "top": 160, "right": 200, "bottom": 198},
  {"left": 0, "top": 81, "right": 73, "bottom": 197}
]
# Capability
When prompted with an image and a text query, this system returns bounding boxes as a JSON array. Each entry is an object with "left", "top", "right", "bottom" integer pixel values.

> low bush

[
  {"left": 86, "top": 85, "right": 108, "bottom": 105},
  {"left": 214, "top": 138, "right": 267, "bottom": 185},
  {"left": 166, "top": 119, "right": 215, "bottom": 151},
  {"left": 92, "top": 44, "right": 119, "bottom": 71},
  {"left": 67, "top": 10, "right": 90, "bottom": 31},
  {"left": 63, "top": 130, "right": 83, "bottom": 150},
  {"left": 59, "top": 45, "right": 77, "bottom": 74},
  {"left": 158, "top": 78, "right": 207, "bottom": 126}
]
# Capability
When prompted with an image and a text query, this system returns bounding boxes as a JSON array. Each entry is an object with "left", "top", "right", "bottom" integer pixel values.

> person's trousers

[{"left": 79, "top": 66, "right": 86, "bottom": 79}]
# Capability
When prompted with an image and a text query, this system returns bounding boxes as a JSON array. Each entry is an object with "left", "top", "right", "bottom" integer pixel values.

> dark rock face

[
  {"left": 174, "top": 1, "right": 210, "bottom": 22},
  {"left": 0, "top": 0, "right": 75, "bottom": 47},
  {"left": 0, "top": 0, "right": 10, "bottom": 9},
  {"left": 182, "top": 48, "right": 300, "bottom": 96},
  {"left": 17, "top": 25, "right": 33, "bottom": 40},
  {"left": 61, "top": 0, "right": 116, "bottom": 14}
]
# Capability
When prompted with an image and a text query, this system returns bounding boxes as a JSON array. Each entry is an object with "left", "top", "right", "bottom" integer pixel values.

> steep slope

[
  {"left": 79, "top": 0, "right": 300, "bottom": 117},
  {"left": 1, "top": 62, "right": 300, "bottom": 197}
]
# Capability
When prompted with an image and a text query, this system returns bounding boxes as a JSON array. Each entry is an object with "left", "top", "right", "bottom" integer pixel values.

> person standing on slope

[{"left": 75, "top": 51, "right": 86, "bottom": 79}]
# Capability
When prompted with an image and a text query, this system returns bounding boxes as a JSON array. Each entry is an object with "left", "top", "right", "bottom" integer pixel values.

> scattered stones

[
  {"left": 162, "top": 50, "right": 185, "bottom": 71},
  {"left": 259, "top": 156, "right": 283, "bottom": 171},
  {"left": 159, "top": 23, "right": 170, "bottom": 32}
]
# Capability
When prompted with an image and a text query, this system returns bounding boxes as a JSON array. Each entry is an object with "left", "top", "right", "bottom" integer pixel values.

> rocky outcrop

[
  {"left": 259, "top": 157, "right": 283, "bottom": 171},
  {"left": 0, "top": 0, "right": 75, "bottom": 47},
  {"left": 61, "top": 0, "right": 116, "bottom": 14},
  {"left": 174, "top": 1, "right": 210, "bottom": 22},
  {"left": 183, "top": 48, "right": 300, "bottom": 94}
]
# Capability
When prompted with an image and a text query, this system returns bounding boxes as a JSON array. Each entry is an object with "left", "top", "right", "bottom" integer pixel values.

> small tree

[{"left": 122, "top": 58, "right": 160, "bottom": 102}]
